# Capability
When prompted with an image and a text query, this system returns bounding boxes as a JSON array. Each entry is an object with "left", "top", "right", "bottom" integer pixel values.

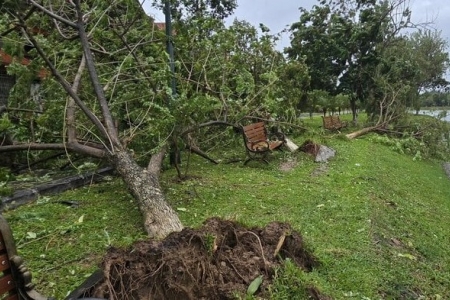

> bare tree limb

[
  {"left": 74, "top": 0, "right": 120, "bottom": 148},
  {"left": 66, "top": 54, "right": 86, "bottom": 143},
  {"left": 0, "top": 143, "right": 105, "bottom": 157},
  {"left": 1, "top": 6, "right": 36, "bottom": 37},
  {"left": 28, "top": 0, "right": 77, "bottom": 28},
  {"left": 147, "top": 147, "right": 167, "bottom": 176}
]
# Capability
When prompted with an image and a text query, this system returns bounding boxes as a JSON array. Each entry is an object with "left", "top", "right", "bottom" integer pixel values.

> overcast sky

[{"left": 143, "top": 0, "right": 450, "bottom": 51}]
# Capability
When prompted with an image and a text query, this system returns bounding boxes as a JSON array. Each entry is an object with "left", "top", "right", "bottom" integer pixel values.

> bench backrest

[{"left": 242, "top": 122, "right": 268, "bottom": 144}]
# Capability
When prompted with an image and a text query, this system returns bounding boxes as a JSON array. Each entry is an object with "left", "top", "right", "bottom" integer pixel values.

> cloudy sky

[{"left": 144, "top": 0, "right": 450, "bottom": 51}]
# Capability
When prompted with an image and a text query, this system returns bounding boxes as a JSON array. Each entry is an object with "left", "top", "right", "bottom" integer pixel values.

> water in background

[{"left": 417, "top": 110, "right": 450, "bottom": 122}]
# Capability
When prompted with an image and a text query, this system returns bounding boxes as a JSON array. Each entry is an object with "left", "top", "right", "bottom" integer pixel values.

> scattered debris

[{"left": 1, "top": 167, "right": 114, "bottom": 211}]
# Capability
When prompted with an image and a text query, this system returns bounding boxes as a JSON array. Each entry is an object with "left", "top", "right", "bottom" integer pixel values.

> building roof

[
  {"left": 153, "top": 22, "right": 166, "bottom": 31},
  {"left": 0, "top": 49, "right": 47, "bottom": 79},
  {"left": 0, "top": 49, "right": 32, "bottom": 66}
]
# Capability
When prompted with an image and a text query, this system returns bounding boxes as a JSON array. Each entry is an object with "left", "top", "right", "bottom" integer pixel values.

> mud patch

[
  {"left": 311, "top": 164, "right": 329, "bottom": 177},
  {"left": 88, "top": 218, "right": 328, "bottom": 300},
  {"left": 279, "top": 158, "right": 298, "bottom": 172}
]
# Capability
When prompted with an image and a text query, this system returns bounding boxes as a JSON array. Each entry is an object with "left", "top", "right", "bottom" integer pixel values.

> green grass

[{"left": 3, "top": 115, "right": 450, "bottom": 299}]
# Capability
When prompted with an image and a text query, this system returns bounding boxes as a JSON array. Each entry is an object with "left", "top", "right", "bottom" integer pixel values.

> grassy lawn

[{"left": 3, "top": 114, "right": 450, "bottom": 299}]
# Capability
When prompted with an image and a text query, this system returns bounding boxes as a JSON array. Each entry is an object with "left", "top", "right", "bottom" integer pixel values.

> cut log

[
  {"left": 345, "top": 126, "right": 379, "bottom": 139},
  {"left": 284, "top": 137, "right": 299, "bottom": 152}
]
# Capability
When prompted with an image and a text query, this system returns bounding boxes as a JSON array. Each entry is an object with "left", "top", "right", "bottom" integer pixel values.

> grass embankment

[{"left": 3, "top": 115, "right": 450, "bottom": 299}]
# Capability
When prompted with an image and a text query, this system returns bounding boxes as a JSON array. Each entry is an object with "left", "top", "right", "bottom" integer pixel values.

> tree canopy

[{"left": 287, "top": 0, "right": 449, "bottom": 121}]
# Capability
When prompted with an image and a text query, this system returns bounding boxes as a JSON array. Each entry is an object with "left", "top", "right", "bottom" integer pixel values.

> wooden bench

[
  {"left": 0, "top": 214, "right": 104, "bottom": 300},
  {"left": 242, "top": 122, "right": 284, "bottom": 164},
  {"left": 322, "top": 115, "right": 347, "bottom": 131}
]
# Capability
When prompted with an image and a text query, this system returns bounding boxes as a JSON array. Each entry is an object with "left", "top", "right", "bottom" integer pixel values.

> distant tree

[
  {"left": 307, "top": 89, "right": 329, "bottom": 117},
  {"left": 406, "top": 30, "right": 449, "bottom": 113},
  {"left": 277, "top": 60, "right": 310, "bottom": 121},
  {"left": 287, "top": 0, "right": 415, "bottom": 121}
]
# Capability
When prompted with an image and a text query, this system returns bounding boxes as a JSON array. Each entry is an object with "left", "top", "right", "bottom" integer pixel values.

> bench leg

[{"left": 244, "top": 152, "right": 270, "bottom": 165}]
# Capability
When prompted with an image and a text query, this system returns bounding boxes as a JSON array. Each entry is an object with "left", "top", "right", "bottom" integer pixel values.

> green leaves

[
  {"left": 247, "top": 275, "right": 263, "bottom": 295},
  {"left": 26, "top": 231, "right": 37, "bottom": 239}
]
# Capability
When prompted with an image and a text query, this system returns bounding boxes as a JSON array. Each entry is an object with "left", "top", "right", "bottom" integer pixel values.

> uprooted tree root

[{"left": 87, "top": 218, "right": 329, "bottom": 299}]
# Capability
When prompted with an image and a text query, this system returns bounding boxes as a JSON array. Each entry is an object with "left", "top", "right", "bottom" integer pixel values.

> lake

[{"left": 416, "top": 110, "right": 450, "bottom": 122}]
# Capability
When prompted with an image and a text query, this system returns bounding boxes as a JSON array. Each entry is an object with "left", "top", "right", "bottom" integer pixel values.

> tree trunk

[
  {"left": 109, "top": 149, "right": 183, "bottom": 239},
  {"left": 350, "top": 96, "right": 358, "bottom": 123},
  {"left": 345, "top": 126, "right": 378, "bottom": 139}
]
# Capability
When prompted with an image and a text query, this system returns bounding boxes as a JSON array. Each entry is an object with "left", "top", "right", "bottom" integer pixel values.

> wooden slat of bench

[
  {"left": 4, "top": 294, "right": 20, "bottom": 300},
  {"left": 0, "top": 254, "right": 10, "bottom": 272},
  {"left": 243, "top": 122, "right": 267, "bottom": 142},
  {"left": 4, "top": 293, "right": 19, "bottom": 300},
  {"left": 0, "top": 274, "right": 16, "bottom": 295}
]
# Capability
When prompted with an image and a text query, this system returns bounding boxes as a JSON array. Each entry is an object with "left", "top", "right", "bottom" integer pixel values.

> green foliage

[
  {"left": 246, "top": 275, "right": 263, "bottom": 296},
  {"left": 0, "top": 167, "right": 14, "bottom": 182},
  {"left": 0, "top": 167, "right": 14, "bottom": 196},
  {"left": 1, "top": 0, "right": 177, "bottom": 164},
  {"left": 408, "top": 115, "right": 450, "bottom": 160},
  {"left": 419, "top": 92, "right": 450, "bottom": 107},
  {"left": 366, "top": 114, "right": 450, "bottom": 160},
  {"left": 306, "top": 89, "right": 329, "bottom": 115},
  {"left": 0, "top": 115, "right": 13, "bottom": 132},
  {"left": 153, "top": 0, "right": 237, "bottom": 21},
  {"left": 368, "top": 134, "right": 425, "bottom": 159},
  {"left": 408, "top": 30, "right": 449, "bottom": 90}
]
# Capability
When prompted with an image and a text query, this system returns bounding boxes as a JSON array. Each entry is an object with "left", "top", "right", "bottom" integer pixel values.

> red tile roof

[
  {"left": 153, "top": 22, "right": 166, "bottom": 31},
  {"left": 0, "top": 49, "right": 48, "bottom": 79}
]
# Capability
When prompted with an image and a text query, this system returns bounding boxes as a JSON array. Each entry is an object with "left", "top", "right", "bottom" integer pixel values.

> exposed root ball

[{"left": 88, "top": 218, "right": 325, "bottom": 299}]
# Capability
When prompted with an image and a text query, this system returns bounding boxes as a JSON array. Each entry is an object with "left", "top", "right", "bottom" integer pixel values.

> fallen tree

[
  {"left": 1, "top": 0, "right": 183, "bottom": 238},
  {"left": 346, "top": 77, "right": 404, "bottom": 140}
]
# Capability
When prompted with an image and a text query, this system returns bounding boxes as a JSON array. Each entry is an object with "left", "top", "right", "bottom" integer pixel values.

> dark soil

[
  {"left": 87, "top": 218, "right": 329, "bottom": 300},
  {"left": 299, "top": 140, "right": 321, "bottom": 157}
]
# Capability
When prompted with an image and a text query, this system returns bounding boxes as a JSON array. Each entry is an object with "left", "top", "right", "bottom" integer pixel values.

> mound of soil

[
  {"left": 88, "top": 218, "right": 327, "bottom": 299},
  {"left": 300, "top": 140, "right": 321, "bottom": 157}
]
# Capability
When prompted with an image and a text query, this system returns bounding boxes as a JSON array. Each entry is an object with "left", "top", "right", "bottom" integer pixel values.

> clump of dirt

[
  {"left": 88, "top": 218, "right": 328, "bottom": 300},
  {"left": 299, "top": 140, "right": 321, "bottom": 157}
]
